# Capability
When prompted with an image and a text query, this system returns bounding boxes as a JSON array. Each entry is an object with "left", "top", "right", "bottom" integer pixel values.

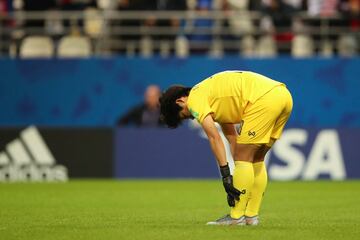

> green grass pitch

[{"left": 1, "top": 180, "right": 359, "bottom": 240}]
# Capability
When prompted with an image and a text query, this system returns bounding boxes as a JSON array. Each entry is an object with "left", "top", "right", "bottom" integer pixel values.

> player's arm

[
  {"left": 220, "top": 123, "right": 237, "bottom": 158},
  {"left": 201, "top": 114, "right": 227, "bottom": 167},
  {"left": 201, "top": 115, "right": 240, "bottom": 205}
]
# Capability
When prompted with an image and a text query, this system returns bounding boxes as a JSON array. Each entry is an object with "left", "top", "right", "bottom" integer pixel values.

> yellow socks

[
  {"left": 230, "top": 161, "right": 268, "bottom": 219},
  {"left": 245, "top": 161, "right": 268, "bottom": 217},
  {"left": 230, "top": 161, "right": 254, "bottom": 219}
]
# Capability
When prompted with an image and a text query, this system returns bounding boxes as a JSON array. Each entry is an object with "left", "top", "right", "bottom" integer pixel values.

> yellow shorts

[{"left": 236, "top": 85, "right": 293, "bottom": 146}]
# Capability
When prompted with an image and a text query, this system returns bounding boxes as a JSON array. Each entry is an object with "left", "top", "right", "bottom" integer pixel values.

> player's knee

[
  {"left": 234, "top": 144, "right": 261, "bottom": 162},
  {"left": 253, "top": 145, "right": 271, "bottom": 162}
]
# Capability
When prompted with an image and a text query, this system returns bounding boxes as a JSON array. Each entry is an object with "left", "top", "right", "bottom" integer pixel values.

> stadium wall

[
  {"left": 0, "top": 57, "right": 359, "bottom": 127},
  {"left": 0, "top": 57, "right": 359, "bottom": 180},
  {"left": 0, "top": 126, "right": 113, "bottom": 181},
  {"left": 115, "top": 127, "right": 359, "bottom": 180},
  {"left": 0, "top": 126, "right": 358, "bottom": 181}
]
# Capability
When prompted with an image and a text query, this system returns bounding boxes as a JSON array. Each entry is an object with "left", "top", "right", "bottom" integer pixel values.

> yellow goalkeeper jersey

[{"left": 187, "top": 71, "right": 284, "bottom": 124}]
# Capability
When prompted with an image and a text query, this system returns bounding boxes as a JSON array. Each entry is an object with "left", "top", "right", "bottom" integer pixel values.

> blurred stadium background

[{"left": 0, "top": 0, "right": 359, "bottom": 239}]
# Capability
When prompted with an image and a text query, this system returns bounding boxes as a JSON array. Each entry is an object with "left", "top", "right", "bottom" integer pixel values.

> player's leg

[
  {"left": 208, "top": 86, "right": 293, "bottom": 225},
  {"left": 230, "top": 85, "right": 292, "bottom": 222},
  {"left": 245, "top": 143, "right": 272, "bottom": 225},
  {"left": 229, "top": 94, "right": 281, "bottom": 220},
  {"left": 207, "top": 143, "right": 261, "bottom": 225},
  {"left": 230, "top": 143, "right": 261, "bottom": 219},
  {"left": 245, "top": 86, "right": 293, "bottom": 225}
]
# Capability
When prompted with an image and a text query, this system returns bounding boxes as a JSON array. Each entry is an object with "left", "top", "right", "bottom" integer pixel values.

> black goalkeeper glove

[{"left": 220, "top": 164, "right": 240, "bottom": 207}]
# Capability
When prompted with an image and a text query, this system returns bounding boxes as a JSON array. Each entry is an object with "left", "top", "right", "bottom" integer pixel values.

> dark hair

[{"left": 159, "top": 85, "right": 192, "bottom": 128}]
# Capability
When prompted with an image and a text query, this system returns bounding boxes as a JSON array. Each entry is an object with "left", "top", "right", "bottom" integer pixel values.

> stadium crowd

[{"left": 0, "top": 0, "right": 359, "bottom": 57}]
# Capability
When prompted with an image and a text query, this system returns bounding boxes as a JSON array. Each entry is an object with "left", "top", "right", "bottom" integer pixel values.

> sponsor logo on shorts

[{"left": 248, "top": 131, "right": 256, "bottom": 137}]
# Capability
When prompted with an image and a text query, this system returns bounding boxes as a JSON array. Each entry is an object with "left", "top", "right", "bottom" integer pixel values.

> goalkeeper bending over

[{"left": 159, "top": 71, "right": 293, "bottom": 225}]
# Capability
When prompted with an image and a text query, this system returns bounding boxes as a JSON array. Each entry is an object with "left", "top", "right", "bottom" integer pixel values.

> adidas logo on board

[{"left": 0, "top": 126, "right": 68, "bottom": 182}]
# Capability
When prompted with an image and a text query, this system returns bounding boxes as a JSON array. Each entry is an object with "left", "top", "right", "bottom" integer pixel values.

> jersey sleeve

[{"left": 187, "top": 88, "right": 213, "bottom": 124}]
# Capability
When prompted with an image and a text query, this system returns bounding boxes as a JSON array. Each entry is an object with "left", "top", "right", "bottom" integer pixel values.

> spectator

[
  {"left": 261, "top": 0, "right": 293, "bottom": 28},
  {"left": 151, "top": 0, "right": 187, "bottom": 41},
  {"left": 306, "top": 0, "right": 339, "bottom": 16},
  {"left": 0, "top": 0, "right": 9, "bottom": 15},
  {"left": 60, "top": 0, "right": 97, "bottom": 29},
  {"left": 282, "top": 0, "right": 304, "bottom": 13},
  {"left": 339, "top": 0, "right": 360, "bottom": 32},
  {"left": 117, "top": 84, "right": 164, "bottom": 127},
  {"left": 23, "top": 0, "right": 57, "bottom": 29},
  {"left": 258, "top": 1, "right": 282, "bottom": 53},
  {"left": 115, "top": 0, "right": 143, "bottom": 41},
  {"left": 348, "top": 0, "right": 360, "bottom": 31},
  {"left": 23, "top": 0, "right": 57, "bottom": 11},
  {"left": 0, "top": 0, "right": 9, "bottom": 55},
  {"left": 59, "top": 0, "right": 96, "bottom": 11},
  {"left": 113, "top": 0, "right": 158, "bottom": 54},
  {"left": 0, "top": 0, "right": 9, "bottom": 25},
  {"left": 130, "top": 0, "right": 187, "bottom": 56},
  {"left": 260, "top": 0, "right": 304, "bottom": 54},
  {"left": 226, "top": 0, "right": 254, "bottom": 36},
  {"left": 187, "top": 0, "right": 214, "bottom": 53}
]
